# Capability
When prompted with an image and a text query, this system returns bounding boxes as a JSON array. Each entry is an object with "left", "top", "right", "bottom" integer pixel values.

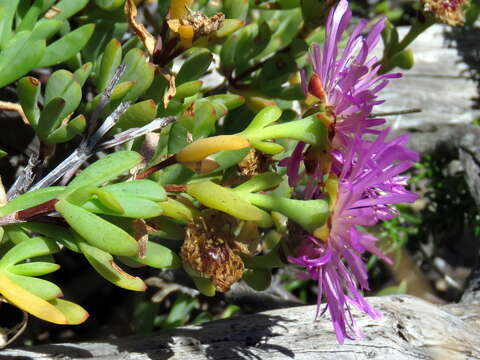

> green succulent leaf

[
  {"left": 179, "top": 100, "right": 228, "bottom": 138},
  {"left": 4, "top": 225, "right": 30, "bottom": 244},
  {"left": 37, "top": 97, "right": 66, "bottom": 139},
  {"left": 55, "top": 199, "right": 138, "bottom": 256},
  {"left": 97, "top": 38, "right": 122, "bottom": 92},
  {"left": 41, "top": 0, "right": 89, "bottom": 21},
  {"left": 20, "top": 222, "right": 81, "bottom": 253},
  {"left": 245, "top": 193, "right": 329, "bottom": 232},
  {"left": 76, "top": 238, "right": 146, "bottom": 291},
  {"left": 9, "top": 262, "right": 60, "bottom": 277},
  {"left": 81, "top": 196, "right": 163, "bottom": 218},
  {"left": 258, "top": 8, "right": 303, "bottom": 57},
  {"left": 242, "top": 268, "right": 271, "bottom": 291},
  {"left": 126, "top": 241, "right": 181, "bottom": 269},
  {"left": 30, "top": 19, "right": 63, "bottom": 40},
  {"left": 48, "top": 298, "right": 89, "bottom": 325},
  {"left": 5, "top": 273, "right": 62, "bottom": 300},
  {"left": 215, "top": 19, "right": 244, "bottom": 38},
  {"left": 73, "top": 62, "right": 93, "bottom": 87},
  {"left": 0, "top": 0, "right": 20, "bottom": 48},
  {"left": 116, "top": 100, "right": 158, "bottom": 129},
  {"left": 223, "top": 0, "right": 249, "bottom": 20},
  {"left": 0, "top": 237, "right": 59, "bottom": 269},
  {"left": 174, "top": 81, "right": 202, "bottom": 100},
  {"left": 45, "top": 114, "right": 86, "bottom": 144},
  {"left": 186, "top": 181, "right": 264, "bottom": 222},
  {"left": 234, "top": 172, "right": 283, "bottom": 194},
  {"left": 102, "top": 180, "right": 166, "bottom": 202},
  {"left": 95, "top": 0, "right": 125, "bottom": 10},
  {"left": 0, "top": 272, "right": 67, "bottom": 324},
  {"left": 0, "top": 31, "right": 45, "bottom": 87},
  {"left": 37, "top": 23, "right": 95, "bottom": 67},
  {"left": 241, "top": 105, "right": 282, "bottom": 134},
  {"left": 207, "top": 94, "right": 245, "bottom": 110},
  {"left": 176, "top": 48, "right": 213, "bottom": 85},
  {"left": 118, "top": 48, "right": 155, "bottom": 102},
  {"left": 16, "top": 0, "right": 50, "bottom": 32},
  {"left": 0, "top": 187, "right": 66, "bottom": 216},
  {"left": 67, "top": 151, "right": 143, "bottom": 189},
  {"left": 44, "top": 69, "right": 82, "bottom": 127},
  {"left": 234, "top": 22, "right": 271, "bottom": 71},
  {"left": 17, "top": 76, "right": 41, "bottom": 126}
]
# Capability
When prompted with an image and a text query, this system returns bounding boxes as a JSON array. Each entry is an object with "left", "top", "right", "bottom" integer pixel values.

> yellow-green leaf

[{"left": 0, "top": 273, "right": 67, "bottom": 324}]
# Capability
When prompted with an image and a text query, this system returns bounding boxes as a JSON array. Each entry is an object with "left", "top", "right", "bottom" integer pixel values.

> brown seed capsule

[
  {"left": 421, "top": 0, "right": 471, "bottom": 26},
  {"left": 181, "top": 211, "right": 244, "bottom": 292},
  {"left": 238, "top": 149, "right": 272, "bottom": 178}
]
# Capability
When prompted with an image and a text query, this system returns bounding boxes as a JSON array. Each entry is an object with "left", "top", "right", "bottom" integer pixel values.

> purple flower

[
  {"left": 283, "top": 0, "right": 419, "bottom": 343},
  {"left": 288, "top": 129, "right": 418, "bottom": 343},
  {"left": 281, "top": 0, "right": 400, "bottom": 187},
  {"left": 302, "top": 0, "right": 400, "bottom": 119}
]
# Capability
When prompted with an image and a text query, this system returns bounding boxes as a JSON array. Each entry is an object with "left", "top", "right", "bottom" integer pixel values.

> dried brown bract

[
  {"left": 168, "top": 9, "right": 225, "bottom": 39},
  {"left": 238, "top": 149, "right": 272, "bottom": 177},
  {"left": 421, "top": 0, "right": 471, "bottom": 26},
  {"left": 181, "top": 211, "right": 244, "bottom": 292}
]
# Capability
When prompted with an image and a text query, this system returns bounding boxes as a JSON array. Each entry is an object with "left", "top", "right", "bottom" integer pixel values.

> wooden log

[
  {"left": 376, "top": 25, "right": 480, "bottom": 130},
  {"left": 1, "top": 295, "right": 480, "bottom": 360}
]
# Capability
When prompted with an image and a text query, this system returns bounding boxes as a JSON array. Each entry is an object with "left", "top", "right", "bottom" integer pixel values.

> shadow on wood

[{"left": 2, "top": 295, "right": 480, "bottom": 359}]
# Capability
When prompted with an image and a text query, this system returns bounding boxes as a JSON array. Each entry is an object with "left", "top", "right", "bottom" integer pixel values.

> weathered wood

[
  {"left": 376, "top": 25, "right": 480, "bottom": 129},
  {"left": 1, "top": 295, "right": 480, "bottom": 360}
]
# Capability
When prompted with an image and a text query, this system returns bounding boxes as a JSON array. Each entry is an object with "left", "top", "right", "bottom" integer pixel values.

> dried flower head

[
  {"left": 238, "top": 149, "right": 272, "bottom": 177},
  {"left": 421, "top": 0, "right": 471, "bottom": 26},
  {"left": 181, "top": 211, "right": 244, "bottom": 292}
]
